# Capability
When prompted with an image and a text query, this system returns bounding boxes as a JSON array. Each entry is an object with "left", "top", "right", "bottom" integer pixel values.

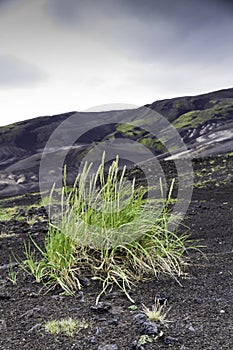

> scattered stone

[
  {"left": 130, "top": 340, "right": 145, "bottom": 350},
  {"left": 0, "top": 262, "right": 18, "bottom": 270},
  {"left": 89, "top": 336, "right": 97, "bottom": 344},
  {"left": 95, "top": 327, "right": 101, "bottom": 335},
  {"left": 0, "top": 319, "right": 7, "bottom": 332},
  {"left": 30, "top": 175, "right": 37, "bottom": 181},
  {"left": 7, "top": 174, "right": 16, "bottom": 181},
  {"left": 188, "top": 325, "right": 195, "bottom": 332},
  {"left": 97, "top": 318, "right": 107, "bottom": 322},
  {"left": 78, "top": 276, "right": 90, "bottom": 287},
  {"left": 162, "top": 336, "right": 181, "bottom": 346},
  {"left": 133, "top": 313, "right": 147, "bottom": 326},
  {"left": 0, "top": 293, "right": 11, "bottom": 300},
  {"left": 27, "top": 292, "right": 39, "bottom": 298},
  {"left": 104, "top": 291, "right": 123, "bottom": 300},
  {"left": 97, "top": 344, "right": 118, "bottom": 350},
  {"left": 20, "top": 307, "right": 41, "bottom": 318},
  {"left": 28, "top": 323, "right": 42, "bottom": 333},
  {"left": 139, "top": 321, "right": 158, "bottom": 335},
  {"left": 108, "top": 316, "right": 120, "bottom": 325},
  {"left": 155, "top": 293, "right": 167, "bottom": 305},
  {"left": 76, "top": 290, "right": 85, "bottom": 302},
  {"left": 17, "top": 175, "right": 26, "bottom": 184},
  {"left": 70, "top": 307, "right": 80, "bottom": 312},
  {"left": 91, "top": 302, "right": 112, "bottom": 313},
  {"left": 51, "top": 295, "right": 65, "bottom": 301},
  {"left": 194, "top": 298, "right": 203, "bottom": 304}
]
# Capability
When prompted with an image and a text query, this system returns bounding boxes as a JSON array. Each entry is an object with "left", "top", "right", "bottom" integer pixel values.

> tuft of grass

[
  {"left": 44, "top": 317, "right": 90, "bottom": 337},
  {"left": 21, "top": 231, "right": 81, "bottom": 294},
  {"left": 22, "top": 152, "right": 193, "bottom": 302},
  {"left": 142, "top": 298, "right": 171, "bottom": 324},
  {"left": 7, "top": 258, "right": 17, "bottom": 285}
]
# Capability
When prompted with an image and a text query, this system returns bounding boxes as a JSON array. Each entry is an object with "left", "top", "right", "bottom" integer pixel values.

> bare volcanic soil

[{"left": 0, "top": 157, "right": 232, "bottom": 350}]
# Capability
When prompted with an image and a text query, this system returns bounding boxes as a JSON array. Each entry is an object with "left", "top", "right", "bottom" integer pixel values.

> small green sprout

[
  {"left": 138, "top": 334, "right": 153, "bottom": 345},
  {"left": 7, "top": 258, "right": 17, "bottom": 285},
  {"left": 142, "top": 298, "right": 171, "bottom": 324},
  {"left": 128, "top": 304, "right": 138, "bottom": 311}
]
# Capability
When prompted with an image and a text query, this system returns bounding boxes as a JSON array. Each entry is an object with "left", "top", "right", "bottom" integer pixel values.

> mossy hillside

[
  {"left": 105, "top": 97, "right": 233, "bottom": 153},
  {"left": 102, "top": 120, "right": 166, "bottom": 154},
  {"left": 0, "top": 124, "right": 16, "bottom": 133},
  {"left": 1, "top": 89, "right": 233, "bottom": 161},
  {"left": 0, "top": 123, "right": 21, "bottom": 144},
  {"left": 173, "top": 99, "right": 233, "bottom": 130}
]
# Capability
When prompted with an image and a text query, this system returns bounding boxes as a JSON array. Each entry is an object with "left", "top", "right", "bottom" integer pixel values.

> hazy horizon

[{"left": 1, "top": 0, "right": 233, "bottom": 126}]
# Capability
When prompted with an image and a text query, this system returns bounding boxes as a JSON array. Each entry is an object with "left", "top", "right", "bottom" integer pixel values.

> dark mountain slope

[{"left": 0, "top": 88, "right": 233, "bottom": 198}]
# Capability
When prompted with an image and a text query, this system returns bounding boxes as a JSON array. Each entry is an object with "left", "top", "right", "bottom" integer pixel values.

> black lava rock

[
  {"left": 140, "top": 321, "right": 158, "bottom": 335},
  {"left": 91, "top": 302, "right": 112, "bottom": 313},
  {"left": 133, "top": 313, "right": 147, "bottom": 326}
]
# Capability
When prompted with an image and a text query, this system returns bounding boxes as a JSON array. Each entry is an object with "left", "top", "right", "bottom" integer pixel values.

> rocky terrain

[
  {"left": 1, "top": 87, "right": 233, "bottom": 199},
  {"left": 0, "top": 155, "right": 232, "bottom": 350},
  {"left": 0, "top": 89, "right": 233, "bottom": 349}
]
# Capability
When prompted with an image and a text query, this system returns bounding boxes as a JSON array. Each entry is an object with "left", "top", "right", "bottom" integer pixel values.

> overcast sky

[{"left": 0, "top": 0, "right": 233, "bottom": 126}]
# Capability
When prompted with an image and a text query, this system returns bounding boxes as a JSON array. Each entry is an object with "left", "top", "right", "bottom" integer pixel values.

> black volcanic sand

[{"left": 0, "top": 157, "right": 232, "bottom": 350}]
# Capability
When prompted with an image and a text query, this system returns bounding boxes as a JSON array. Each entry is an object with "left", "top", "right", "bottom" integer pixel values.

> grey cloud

[
  {"left": 0, "top": 55, "right": 47, "bottom": 88},
  {"left": 48, "top": 0, "right": 217, "bottom": 23},
  {"left": 0, "top": 0, "right": 15, "bottom": 5},
  {"left": 0, "top": 0, "right": 23, "bottom": 10},
  {"left": 46, "top": 0, "right": 233, "bottom": 66},
  {"left": 47, "top": 0, "right": 123, "bottom": 25}
]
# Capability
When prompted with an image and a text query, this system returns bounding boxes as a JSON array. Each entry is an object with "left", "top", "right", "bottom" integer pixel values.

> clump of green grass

[
  {"left": 44, "top": 317, "right": 90, "bottom": 337},
  {"left": 22, "top": 152, "right": 192, "bottom": 302},
  {"left": 22, "top": 228, "right": 81, "bottom": 294}
]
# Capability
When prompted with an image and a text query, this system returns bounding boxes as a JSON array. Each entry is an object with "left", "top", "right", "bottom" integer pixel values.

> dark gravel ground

[{"left": 0, "top": 156, "right": 232, "bottom": 350}]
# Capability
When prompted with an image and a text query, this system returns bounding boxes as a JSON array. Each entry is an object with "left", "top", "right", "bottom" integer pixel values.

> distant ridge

[{"left": 0, "top": 87, "right": 233, "bottom": 198}]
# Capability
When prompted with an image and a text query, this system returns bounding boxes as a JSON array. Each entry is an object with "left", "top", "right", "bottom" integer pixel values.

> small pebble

[
  {"left": 108, "top": 317, "right": 120, "bottom": 325},
  {"left": 97, "top": 344, "right": 118, "bottom": 350},
  {"left": 130, "top": 340, "right": 145, "bottom": 350},
  {"left": 76, "top": 290, "right": 85, "bottom": 302},
  {"left": 0, "top": 319, "right": 7, "bottom": 331},
  {"left": 91, "top": 302, "right": 112, "bottom": 313},
  {"left": 163, "top": 336, "right": 181, "bottom": 346},
  {"left": 140, "top": 321, "right": 158, "bottom": 335},
  {"left": 133, "top": 313, "right": 147, "bottom": 325},
  {"left": 27, "top": 323, "right": 42, "bottom": 333},
  {"left": 0, "top": 294, "right": 11, "bottom": 300},
  {"left": 89, "top": 336, "right": 97, "bottom": 344}
]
